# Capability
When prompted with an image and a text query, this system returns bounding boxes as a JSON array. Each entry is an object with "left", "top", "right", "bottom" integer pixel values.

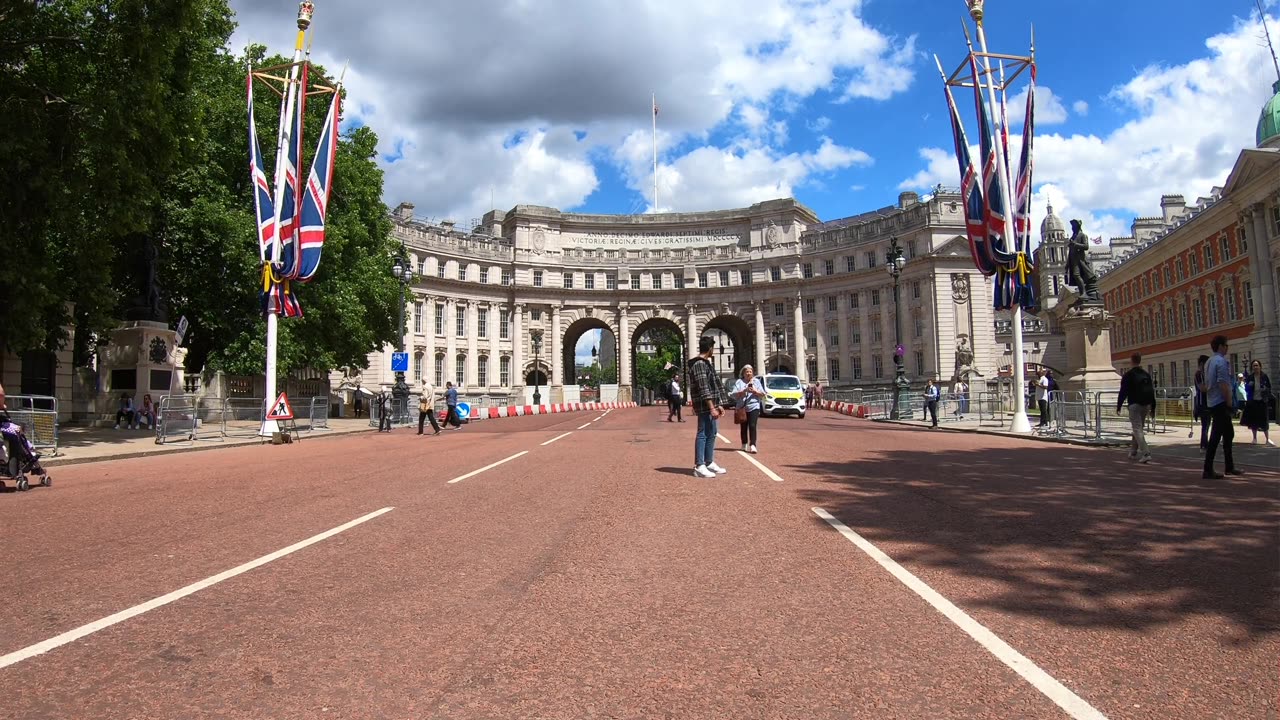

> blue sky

[{"left": 231, "top": 0, "right": 1278, "bottom": 243}]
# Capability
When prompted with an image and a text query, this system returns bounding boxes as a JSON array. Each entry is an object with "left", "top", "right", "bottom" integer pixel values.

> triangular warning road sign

[{"left": 265, "top": 391, "right": 295, "bottom": 420}]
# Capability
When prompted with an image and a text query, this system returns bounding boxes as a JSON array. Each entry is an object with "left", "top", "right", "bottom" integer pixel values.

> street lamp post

[
  {"left": 887, "top": 236, "right": 910, "bottom": 419},
  {"left": 390, "top": 256, "right": 413, "bottom": 423},
  {"left": 770, "top": 325, "right": 784, "bottom": 373},
  {"left": 530, "top": 328, "right": 543, "bottom": 405}
]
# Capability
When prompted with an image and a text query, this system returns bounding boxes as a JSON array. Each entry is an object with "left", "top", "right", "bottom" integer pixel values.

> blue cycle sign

[{"left": 391, "top": 352, "right": 409, "bottom": 373}]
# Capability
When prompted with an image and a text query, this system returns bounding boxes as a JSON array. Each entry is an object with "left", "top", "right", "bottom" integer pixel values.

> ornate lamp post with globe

[
  {"left": 886, "top": 236, "right": 911, "bottom": 419},
  {"left": 530, "top": 328, "right": 544, "bottom": 405}
]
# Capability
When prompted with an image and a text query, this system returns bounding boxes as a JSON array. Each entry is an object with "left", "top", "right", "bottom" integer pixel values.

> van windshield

[{"left": 765, "top": 376, "right": 802, "bottom": 391}]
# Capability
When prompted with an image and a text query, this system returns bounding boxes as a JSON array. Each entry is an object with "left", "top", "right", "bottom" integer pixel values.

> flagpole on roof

[{"left": 652, "top": 92, "right": 659, "bottom": 212}]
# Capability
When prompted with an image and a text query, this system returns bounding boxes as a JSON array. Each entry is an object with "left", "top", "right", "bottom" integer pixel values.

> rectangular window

[
  {"left": 1192, "top": 298, "right": 1202, "bottom": 329},
  {"left": 914, "top": 351, "right": 925, "bottom": 376},
  {"left": 826, "top": 296, "right": 837, "bottom": 312},
  {"left": 803, "top": 263, "right": 814, "bottom": 279},
  {"left": 1176, "top": 257, "right": 1185, "bottom": 280},
  {"left": 871, "top": 289, "right": 881, "bottom": 306},
  {"left": 912, "top": 281, "right": 921, "bottom": 299},
  {"left": 1219, "top": 235, "right": 1231, "bottom": 262},
  {"left": 500, "top": 356, "right": 511, "bottom": 387},
  {"left": 850, "top": 293, "right": 860, "bottom": 309},
  {"left": 478, "top": 308, "right": 488, "bottom": 338},
  {"left": 434, "top": 303, "right": 444, "bottom": 336},
  {"left": 829, "top": 359, "right": 841, "bottom": 381},
  {"left": 563, "top": 273, "right": 573, "bottom": 289},
  {"left": 851, "top": 328, "right": 861, "bottom": 346},
  {"left": 908, "top": 240, "right": 918, "bottom": 259},
  {"left": 480, "top": 268, "right": 490, "bottom": 284},
  {"left": 456, "top": 312, "right": 466, "bottom": 337},
  {"left": 502, "top": 270, "right": 513, "bottom": 286},
  {"left": 1190, "top": 253, "right": 1201, "bottom": 275},
  {"left": 455, "top": 356, "right": 465, "bottom": 385},
  {"left": 414, "top": 353, "right": 423, "bottom": 383},
  {"left": 478, "top": 357, "right": 488, "bottom": 387},
  {"left": 1179, "top": 304, "right": 1189, "bottom": 333},
  {"left": 774, "top": 302, "right": 784, "bottom": 317},
  {"left": 420, "top": 259, "right": 428, "bottom": 276},
  {"left": 500, "top": 310, "right": 511, "bottom": 340},
  {"left": 1272, "top": 205, "right": 1279, "bottom": 235},
  {"left": 630, "top": 275, "right": 640, "bottom": 290},
  {"left": 1182, "top": 359, "right": 1190, "bottom": 388},
  {"left": 770, "top": 266, "right": 782, "bottom": 282},
  {"left": 698, "top": 272, "right": 708, "bottom": 288},
  {"left": 531, "top": 309, "right": 542, "bottom": 321},
  {"left": 437, "top": 262, "right": 447, "bottom": 279},
  {"left": 845, "top": 256, "right": 856, "bottom": 272},
  {"left": 1224, "top": 287, "right": 1237, "bottom": 321},
  {"left": 1203, "top": 244, "right": 1214, "bottom": 268},
  {"left": 533, "top": 270, "right": 544, "bottom": 287},
  {"left": 873, "top": 355, "right": 884, "bottom": 379},
  {"left": 872, "top": 325, "right": 883, "bottom": 342},
  {"left": 866, "top": 251, "right": 877, "bottom": 268},
  {"left": 1162, "top": 266, "right": 1171, "bottom": 286},
  {"left": 742, "top": 269, "right": 753, "bottom": 286},
  {"left": 1244, "top": 282, "right": 1254, "bottom": 316},
  {"left": 719, "top": 270, "right": 730, "bottom": 287},
  {"left": 1208, "top": 293, "right": 1219, "bottom": 324},
  {"left": 434, "top": 354, "right": 444, "bottom": 387},
  {"left": 914, "top": 316, "right": 923, "bottom": 338},
  {"left": 674, "top": 276, "right": 685, "bottom": 289},
  {"left": 830, "top": 325, "right": 839, "bottom": 347},
  {"left": 414, "top": 301, "right": 424, "bottom": 334},
  {"left": 585, "top": 274, "right": 595, "bottom": 290},
  {"left": 606, "top": 274, "right": 617, "bottom": 290},
  {"left": 824, "top": 259, "right": 834, "bottom": 276},
  {"left": 457, "top": 265, "right": 466, "bottom": 281},
  {"left": 807, "top": 359, "right": 818, "bottom": 380},
  {"left": 1238, "top": 224, "right": 1248, "bottom": 253},
  {"left": 805, "top": 298, "right": 816, "bottom": 314},
  {"left": 852, "top": 356, "right": 863, "bottom": 379}
]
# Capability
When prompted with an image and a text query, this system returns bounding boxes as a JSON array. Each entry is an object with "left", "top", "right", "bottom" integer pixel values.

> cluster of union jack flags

[
  {"left": 942, "top": 55, "right": 1038, "bottom": 311},
  {"left": 247, "top": 65, "right": 341, "bottom": 318}
]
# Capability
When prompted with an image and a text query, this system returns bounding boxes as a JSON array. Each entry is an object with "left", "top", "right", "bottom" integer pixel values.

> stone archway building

[{"left": 356, "top": 191, "right": 1003, "bottom": 403}]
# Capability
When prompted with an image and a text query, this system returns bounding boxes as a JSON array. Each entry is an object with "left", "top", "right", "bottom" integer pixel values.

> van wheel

[{"left": 798, "top": 412, "right": 806, "bottom": 420}]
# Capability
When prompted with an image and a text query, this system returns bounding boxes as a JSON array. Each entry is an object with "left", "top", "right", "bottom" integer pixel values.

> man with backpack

[{"left": 1117, "top": 352, "right": 1156, "bottom": 463}]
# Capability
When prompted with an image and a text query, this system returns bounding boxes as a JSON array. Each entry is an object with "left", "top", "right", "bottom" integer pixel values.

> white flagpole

[{"left": 652, "top": 93, "right": 659, "bottom": 212}]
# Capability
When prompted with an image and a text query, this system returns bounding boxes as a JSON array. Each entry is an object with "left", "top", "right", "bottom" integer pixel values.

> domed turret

[
  {"left": 1041, "top": 203, "right": 1066, "bottom": 240},
  {"left": 1258, "top": 80, "right": 1280, "bottom": 149}
]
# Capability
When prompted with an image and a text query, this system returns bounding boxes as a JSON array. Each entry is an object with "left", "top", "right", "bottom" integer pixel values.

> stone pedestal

[
  {"left": 1048, "top": 292, "right": 1120, "bottom": 393},
  {"left": 97, "top": 321, "right": 188, "bottom": 414}
]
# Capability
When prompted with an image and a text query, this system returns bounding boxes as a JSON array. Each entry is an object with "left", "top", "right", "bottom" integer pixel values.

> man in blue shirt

[
  {"left": 444, "top": 382, "right": 462, "bottom": 430},
  {"left": 1203, "top": 335, "right": 1243, "bottom": 479}
]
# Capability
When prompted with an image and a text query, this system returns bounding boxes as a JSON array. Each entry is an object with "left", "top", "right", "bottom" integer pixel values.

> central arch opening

[
  {"left": 561, "top": 317, "right": 617, "bottom": 399},
  {"left": 631, "top": 317, "right": 685, "bottom": 404}
]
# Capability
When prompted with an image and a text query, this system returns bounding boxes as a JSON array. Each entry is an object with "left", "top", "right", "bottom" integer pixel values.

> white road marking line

[
  {"left": 737, "top": 451, "right": 784, "bottom": 482},
  {"left": 577, "top": 423, "right": 592, "bottom": 430},
  {"left": 592, "top": 416, "right": 604, "bottom": 422},
  {"left": 717, "top": 433, "right": 732, "bottom": 444},
  {"left": 811, "top": 507, "right": 1109, "bottom": 720},
  {"left": 447, "top": 451, "right": 529, "bottom": 484},
  {"left": 541, "top": 432, "right": 573, "bottom": 446},
  {"left": 0, "top": 507, "right": 395, "bottom": 670}
]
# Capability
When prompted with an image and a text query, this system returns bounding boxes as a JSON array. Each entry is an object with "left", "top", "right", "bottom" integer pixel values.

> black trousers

[
  {"left": 418, "top": 409, "right": 441, "bottom": 434},
  {"left": 738, "top": 408, "right": 760, "bottom": 446},
  {"left": 378, "top": 411, "right": 391, "bottom": 432},
  {"left": 668, "top": 398, "right": 682, "bottom": 421},
  {"left": 1197, "top": 409, "right": 1210, "bottom": 448},
  {"left": 1038, "top": 399, "right": 1050, "bottom": 426},
  {"left": 925, "top": 400, "right": 938, "bottom": 427},
  {"left": 1204, "top": 403, "right": 1235, "bottom": 475},
  {"left": 444, "top": 405, "right": 462, "bottom": 428}
]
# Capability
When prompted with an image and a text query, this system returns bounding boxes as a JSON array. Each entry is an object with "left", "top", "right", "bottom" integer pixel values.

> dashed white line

[
  {"left": 447, "top": 451, "right": 529, "bottom": 484},
  {"left": 577, "top": 423, "right": 592, "bottom": 430},
  {"left": 811, "top": 507, "right": 1109, "bottom": 720},
  {"left": 716, "top": 433, "right": 732, "bottom": 444},
  {"left": 737, "top": 450, "right": 784, "bottom": 482},
  {"left": 541, "top": 432, "right": 573, "bottom": 446},
  {"left": 0, "top": 507, "right": 396, "bottom": 670}
]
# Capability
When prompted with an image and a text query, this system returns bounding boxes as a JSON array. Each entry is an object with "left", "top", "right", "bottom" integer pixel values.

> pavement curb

[
  {"left": 42, "top": 426, "right": 374, "bottom": 467},
  {"left": 863, "top": 416, "right": 1128, "bottom": 447}
]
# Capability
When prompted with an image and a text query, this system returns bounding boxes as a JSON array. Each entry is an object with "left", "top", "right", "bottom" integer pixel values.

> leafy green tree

[{"left": 634, "top": 328, "right": 685, "bottom": 395}]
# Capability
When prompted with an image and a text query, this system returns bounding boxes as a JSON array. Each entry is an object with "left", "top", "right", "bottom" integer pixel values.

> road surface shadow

[{"left": 792, "top": 443, "right": 1279, "bottom": 645}]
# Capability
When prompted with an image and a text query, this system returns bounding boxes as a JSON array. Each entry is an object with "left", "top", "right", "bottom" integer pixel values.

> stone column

[
  {"left": 754, "top": 302, "right": 767, "bottom": 374},
  {"left": 465, "top": 302, "right": 479, "bottom": 389},
  {"left": 1249, "top": 205, "right": 1277, "bottom": 330},
  {"left": 618, "top": 303, "right": 632, "bottom": 399},
  {"left": 816, "top": 310, "right": 829, "bottom": 383},
  {"left": 551, "top": 304, "right": 563, "bottom": 387},
  {"left": 513, "top": 303, "right": 525, "bottom": 390},
  {"left": 836, "top": 292, "right": 850, "bottom": 385},
  {"left": 445, "top": 299, "right": 458, "bottom": 385},
  {"left": 487, "top": 305, "right": 500, "bottom": 390},
  {"left": 423, "top": 295, "right": 436, "bottom": 384},
  {"left": 686, "top": 304, "right": 699, "bottom": 359},
  {"left": 792, "top": 296, "right": 806, "bottom": 381}
]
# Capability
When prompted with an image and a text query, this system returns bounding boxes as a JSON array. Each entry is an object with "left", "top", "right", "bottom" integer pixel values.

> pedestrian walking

[
  {"left": 688, "top": 336, "right": 730, "bottom": 478},
  {"left": 1193, "top": 355, "right": 1210, "bottom": 451},
  {"left": 375, "top": 390, "right": 391, "bottom": 432},
  {"left": 732, "top": 365, "right": 765, "bottom": 453},
  {"left": 353, "top": 391, "right": 363, "bottom": 418},
  {"left": 923, "top": 379, "right": 940, "bottom": 428},
  {"left": 952, "top": 379, "right": 969, "bottom": 419},
  {"left": 1037, "top": 369, "right": 1055, "bottom": 428},
  {"left": 1203, "top": 335, "right": 1244, "bottom": 478},
  {"left": 1117, "top": 352, "right": 1156, "bottom": 463},
  {"left": 1241, "top": 359, "right": 1274, "bottom": 446},
  {"left": 418, "top": 380, "right": 442, "bottom": 436},
  {"left": 667, "top": 375, "right": 684, "bottom": 422},
  {"left": 443, "top": 381, "right": 463, "bottom": 430}
]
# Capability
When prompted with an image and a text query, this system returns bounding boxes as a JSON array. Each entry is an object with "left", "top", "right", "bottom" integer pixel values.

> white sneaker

[
  {"left": 707, "top": 462, "right": 727, "bottom": 474},
  {"left": 693, "top": 465, "right": 715, "bottom": 478},
  {"left": 749, "top": 445, "right": 758, "bottom": 454}
]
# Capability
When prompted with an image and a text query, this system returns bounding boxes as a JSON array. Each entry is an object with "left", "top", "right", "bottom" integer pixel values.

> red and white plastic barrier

[
  {"left": 442, "top": 401, "right": 638, "bottom": 422},
  {"left": 814, "top": 399, "right": 869, "bottom": 419}
]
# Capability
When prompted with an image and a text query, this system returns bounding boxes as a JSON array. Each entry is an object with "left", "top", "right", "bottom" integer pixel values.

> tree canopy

[{"left": 1, "top": 0, "right": 401, "bottom": 376}]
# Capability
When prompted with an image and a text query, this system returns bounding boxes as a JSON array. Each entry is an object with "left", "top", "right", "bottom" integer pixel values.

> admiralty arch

[{"left": 348, "top": 190, "right": 1006, "bottom": 404}]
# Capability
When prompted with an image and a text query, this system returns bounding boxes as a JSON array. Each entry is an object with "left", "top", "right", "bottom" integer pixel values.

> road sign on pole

[{"left": 391, "top": 352, "right": 409, "bottom": 373}]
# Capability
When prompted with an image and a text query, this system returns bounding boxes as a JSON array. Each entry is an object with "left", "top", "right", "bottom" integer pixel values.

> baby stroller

[{"left": 1, "top": 411, "right": 52, "bottom": 492}]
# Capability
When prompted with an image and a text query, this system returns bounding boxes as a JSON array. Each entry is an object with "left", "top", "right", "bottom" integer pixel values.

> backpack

[{"left": 1130, "top": 369, "right": 1155, "bottom": 406}]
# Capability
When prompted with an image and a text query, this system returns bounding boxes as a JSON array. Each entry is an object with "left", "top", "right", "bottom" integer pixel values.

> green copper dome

[{"left": 1259, "top": 80, "right": 1280, "bottom": 149}]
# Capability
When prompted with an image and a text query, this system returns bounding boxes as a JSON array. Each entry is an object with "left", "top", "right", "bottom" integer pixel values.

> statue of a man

[{"left": 1065, "top": 219, "right": 1100, "bottom": 301}]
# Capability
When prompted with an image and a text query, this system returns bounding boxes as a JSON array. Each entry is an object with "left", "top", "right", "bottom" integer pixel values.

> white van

[{"left": 761, "top": 373, "right": 806, "bottom": 419}]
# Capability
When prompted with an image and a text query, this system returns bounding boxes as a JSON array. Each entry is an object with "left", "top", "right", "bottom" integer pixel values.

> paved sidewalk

[{"left": 44, "top": 418, "right": 376, "bottom": 466}]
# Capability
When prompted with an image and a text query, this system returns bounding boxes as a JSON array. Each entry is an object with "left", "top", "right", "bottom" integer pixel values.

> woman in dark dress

[{"left": 1241, "top": 359, "right": 1274, "bottom": 446}]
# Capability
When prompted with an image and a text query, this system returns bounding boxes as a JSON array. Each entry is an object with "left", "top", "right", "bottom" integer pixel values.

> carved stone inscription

[{"left": 562, "top": 227, "right": 745, "bottom": 247}]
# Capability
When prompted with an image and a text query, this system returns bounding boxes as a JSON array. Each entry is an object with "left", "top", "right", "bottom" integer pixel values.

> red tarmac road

[{"left": 1, "top": 407, "right": 1276, "bottom": 719}]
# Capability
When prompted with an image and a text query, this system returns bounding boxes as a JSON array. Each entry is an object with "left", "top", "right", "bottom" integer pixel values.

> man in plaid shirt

[{"left": 688, "top": 335, "right": 731, "bottom": 477}]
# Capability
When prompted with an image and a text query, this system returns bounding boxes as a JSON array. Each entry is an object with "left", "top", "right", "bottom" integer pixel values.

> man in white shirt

[{"left": 1037, "top": 370, "right": 1052, "bottom": 427}]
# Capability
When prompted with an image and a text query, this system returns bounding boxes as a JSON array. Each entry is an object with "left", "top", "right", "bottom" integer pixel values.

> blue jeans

[{"left": 695, "top": 412, "right": 718, "bottom": 467}]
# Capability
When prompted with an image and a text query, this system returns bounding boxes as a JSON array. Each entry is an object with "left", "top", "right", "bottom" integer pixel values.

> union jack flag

[
  {"left": 1011, "top": 64, "right": 1036, "bottom": 255},
  {"left": 295, "top": 88, "right": 340, "bottom": 282},
  {"left": 943, "top": 78, "right": 996, "bottom": 277},
  {"left": 247, "top": 72, "right": 277, "bottom": 263},
  {"left": 276, "top": 66, "right": 304, "bottom": 277},
  {"left": 970, "top": 55, "right": 1014, "bottom": 267}
]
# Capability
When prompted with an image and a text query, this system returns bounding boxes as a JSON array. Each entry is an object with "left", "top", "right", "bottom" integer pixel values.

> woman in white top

[{"left": 732, "top": 365, "right": 766, "bottom": 453}]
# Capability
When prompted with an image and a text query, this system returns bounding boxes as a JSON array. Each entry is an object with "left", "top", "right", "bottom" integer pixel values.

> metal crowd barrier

[
  {"left": 974, "top": 391, "right": 1011, "bottom": 427},
  {"left": 308, "top": 397, "right": 330, "bottom": 431},
  {"left": 154, "top": 396, "right": 333, "bottom": 444},
  {"left": 368, "top": 397, "right": 414, "bottom": 428},
  {"left": 4, "top": 394, "right": 59, "bottom": 453}
]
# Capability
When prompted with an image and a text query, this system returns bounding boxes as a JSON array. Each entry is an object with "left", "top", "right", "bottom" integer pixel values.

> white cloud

[
  {"left": 900, "top": 13, "right": 1277, "bottom": 244},
  {"left": 1072, "top": 100, "right": 1089, "bottom": 116},
  {"left": 1005, "top": 85, "right": 1070, "bottom": 126},
  {"left": 229, "top": 0, "right": 914, "bottom": 222}
]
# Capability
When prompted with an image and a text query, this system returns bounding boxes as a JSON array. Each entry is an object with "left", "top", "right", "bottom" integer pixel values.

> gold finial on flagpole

[
  {"left": 297, "top": 1, "right": 315, "bottom": 31},
  {"left": 967, "top": 0, "right": 984, "bottom": 24}
]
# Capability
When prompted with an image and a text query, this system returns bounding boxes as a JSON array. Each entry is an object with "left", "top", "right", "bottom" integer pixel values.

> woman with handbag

[
  {"left": 1241, "top": 360, "right": 1274, "bottom": 446},
  {"left": 732, "top": 365, "right": 766, "bottom": 453},
  {"left": 418, "top": 381, "right": 442, "bottom": 436}
]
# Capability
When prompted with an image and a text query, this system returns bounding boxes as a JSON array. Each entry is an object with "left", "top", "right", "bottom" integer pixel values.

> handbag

[{"left": 733, "top": 406, "right": 747, "bottom": 424}]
